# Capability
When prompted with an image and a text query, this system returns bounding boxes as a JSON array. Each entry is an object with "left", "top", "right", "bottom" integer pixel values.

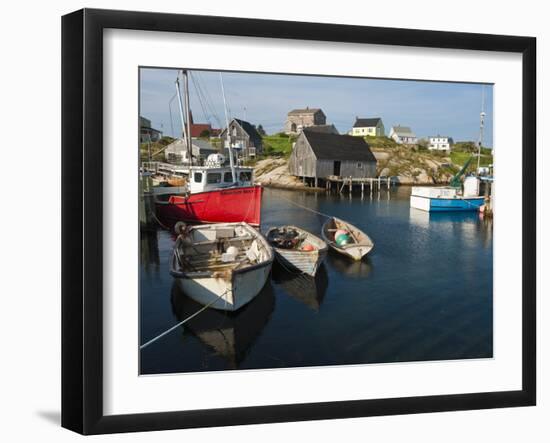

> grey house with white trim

[{"left": 389, "top": 125, "right": 417, "bottom": 145}]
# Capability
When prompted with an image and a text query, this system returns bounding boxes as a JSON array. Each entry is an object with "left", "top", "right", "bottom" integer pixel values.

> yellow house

[{"left": 351, "top": 117, "right": 385, "bottom": 137}]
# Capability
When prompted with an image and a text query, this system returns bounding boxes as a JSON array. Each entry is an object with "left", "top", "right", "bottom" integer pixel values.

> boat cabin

[{"left": 188, "top": 165, "right": 254, "bottom": 194}]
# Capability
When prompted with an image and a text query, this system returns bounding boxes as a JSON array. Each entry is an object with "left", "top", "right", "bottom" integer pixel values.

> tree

[
  {"left": 256, "top": 124, "right": 266, "bottom": 136},
  {"left": 199, "top": 129, "right": 211, "bottom": 138}
]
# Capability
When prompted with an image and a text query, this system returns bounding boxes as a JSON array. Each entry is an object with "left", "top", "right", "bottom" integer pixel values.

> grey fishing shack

[{"left": 289, "top": 129, "right": 377, "bottom": 186}]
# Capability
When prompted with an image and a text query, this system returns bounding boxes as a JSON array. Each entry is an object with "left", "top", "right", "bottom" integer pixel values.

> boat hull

[
  {"left": 175, "top": 261, "right": 272, "bottom": 311},
  {"left": 411, "top": 195, "right": 485, "bottom": 212},
  {"left": 327, "top": 243, "right": 372, "bottom": 261},
  {"left": 274, "top": 248, "right": 327, "bottom": 276},
  {"left": 321, "top": 217, "right": 374, "bottom": 261},
  {"left": 156, "top": 185, "right": 262, "bottom": 227}
]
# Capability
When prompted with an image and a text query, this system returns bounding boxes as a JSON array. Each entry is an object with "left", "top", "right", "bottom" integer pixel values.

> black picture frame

[{"left": 62, "top": 8, "right": 536, "bottom": 435}]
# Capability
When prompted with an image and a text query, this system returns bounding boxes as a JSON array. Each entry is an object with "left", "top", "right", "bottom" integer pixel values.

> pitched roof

[
  {"left": 233, "top": 118, "right": 261, "bottom": 141},
  {"left": 288, "top": 107, "right": 323, "bottom": 115},
  {"left": 353, "top": 117, "right": 382, "bottom": 128},
  {"left": 192, "top": 138, "right": 217, "bottom": 151},
  {"left": 302, "top": 129, "right": 377, "bottom": 162},
  {"left": 391, "top": 125, "right": 416, "bottom": 137},
  {"left": 164, "top": 138, "right": 218, "bottom": 154},
  {"left": 303, "top": 124, "right": 339, "bottom": 135},
  {"left": 190, "top": 123, "right": 212, "bottom": 138}
]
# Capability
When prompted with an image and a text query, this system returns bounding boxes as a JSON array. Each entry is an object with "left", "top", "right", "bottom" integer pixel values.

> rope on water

[
  {"left": 276, "top": 194, "right": 332, "bottom": 219},
  {"left": 140, "top": 291, "right": 227, "bottom": 350},
  {"left": 150, "top": 209, "right": 171, "bottom": 231}
]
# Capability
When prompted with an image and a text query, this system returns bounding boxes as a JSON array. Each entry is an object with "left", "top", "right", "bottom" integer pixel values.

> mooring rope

[
  {"left": 150, "top": 209, "right": 171, "bottom": 231},
  {"left": 276, "top": 194, "right": 331, "bottom": 219},
  {"left": 140, "top": 291, "right": 227, "bottom": 350}
]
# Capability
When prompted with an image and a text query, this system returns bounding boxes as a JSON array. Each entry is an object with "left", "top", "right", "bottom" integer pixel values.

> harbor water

[{"left": 140, "top": 186, "right": 493, "bottom": 374}]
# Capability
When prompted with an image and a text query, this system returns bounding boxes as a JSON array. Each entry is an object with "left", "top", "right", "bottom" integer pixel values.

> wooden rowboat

[
  {"left": 170, "top": 222, "right": 274, "bottom": 311},
  {"left": 321, "top": 217, "right": 374, "bottom": 261},
  {"left": 266, "top": 226, "right": 328, "bottom": 276}
]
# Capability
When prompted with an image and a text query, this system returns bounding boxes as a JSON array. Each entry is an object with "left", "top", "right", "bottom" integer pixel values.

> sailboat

[{"left": 155, "top": 70, "right": 262, "bottom": 227}]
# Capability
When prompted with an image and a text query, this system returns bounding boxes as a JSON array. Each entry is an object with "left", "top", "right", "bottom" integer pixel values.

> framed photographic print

[{"left": 61, "top": 8, "right": 536, "bottom": 435}]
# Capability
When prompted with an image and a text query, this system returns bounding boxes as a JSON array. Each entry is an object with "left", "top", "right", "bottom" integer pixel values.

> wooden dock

[
  {"left": 142, "top": 161, "right": 189, "bottom": 177},
  {"left": 324, "top": 175, "right": 394, "bottom": 196}
]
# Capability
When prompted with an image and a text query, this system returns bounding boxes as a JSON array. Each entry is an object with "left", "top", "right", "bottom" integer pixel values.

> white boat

[
  {"left": 321, "top": 217, "right": 374, "bottom": 261},
  {"left": 170, "top": 222, "right": 274, "bottom": 311},
  {"left": 266, "top": 226, "right": 328, "bottom": 276}
]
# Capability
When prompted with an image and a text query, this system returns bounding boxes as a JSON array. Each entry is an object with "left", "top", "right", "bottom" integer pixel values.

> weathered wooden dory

[
  {"left": 170, "top": 222, "right": 274, "bottom": 311},
  {"left": 266, "top": 226, "right": 328, "bottom": 276},
  {"left": 321, "top": 217, "right": 374, "bottom": 261}
]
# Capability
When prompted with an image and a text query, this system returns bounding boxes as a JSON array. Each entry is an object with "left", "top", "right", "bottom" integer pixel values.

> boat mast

[
  {"left": 220, "top": 73, "right": 237, "bottom": 183},
  {"left": 477, "top": 85, "right": 486, "bottom": 173},
  {"left": 175, "top": 73, "right": 191, "bottom": 165},
  {"left": 183, "top": 71, "right": 193, "bottom": 165}
]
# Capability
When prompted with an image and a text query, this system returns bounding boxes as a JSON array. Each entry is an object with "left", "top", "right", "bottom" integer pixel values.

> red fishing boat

[
  {"left": 155, "top": 164, "right": 262, "bottom": 227},
  {"left": 153, "top": 70, "right": 263, "bottom": 228}
]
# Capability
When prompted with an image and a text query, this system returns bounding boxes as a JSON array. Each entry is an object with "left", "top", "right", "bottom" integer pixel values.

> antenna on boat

[
  {"left": 477, "top": 85, "right": 486, "bottom": 173},
  {"left": 220, "top": 73, "right": 237, "bottom": 183},
  {"left": 175, "top": 72, "right": 191, "bottom": 166}
]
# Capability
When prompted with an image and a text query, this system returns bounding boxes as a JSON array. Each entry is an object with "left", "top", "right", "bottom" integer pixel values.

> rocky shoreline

[{"left": 254, "top": 155, "right": 453, "bottom": 192}]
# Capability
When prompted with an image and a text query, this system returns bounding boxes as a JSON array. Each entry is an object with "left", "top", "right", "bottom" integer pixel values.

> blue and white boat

[
  {"left": 411, "top": 174, "right": 486, "bottom": 212},
  {"left": 410, "top": 185, "right": 485, "bottom": 212}
]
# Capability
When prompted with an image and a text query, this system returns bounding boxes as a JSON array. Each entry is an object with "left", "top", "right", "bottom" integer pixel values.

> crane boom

[{"left": 450, "top": 156, "right": 473, "bottom": 188}]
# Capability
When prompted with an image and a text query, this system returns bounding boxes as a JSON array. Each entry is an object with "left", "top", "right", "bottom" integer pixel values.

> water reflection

[
  {"left": 141, "top": 187, "right": 493, "bottom": 374},
  {"left": 140, "top": 230, "right": 160, "bottom": 274},
  {"left": 272, "top": 264, "right": 329, "bottom": 311},
  {"left": 327, "top": 253, "right": 373, "bottom": 278},
  {"left": 170, "top": 282, "right": 275, "bottom": 368},
  {"left": 409, "top": 208, "right": 493, "bottom": 249}
]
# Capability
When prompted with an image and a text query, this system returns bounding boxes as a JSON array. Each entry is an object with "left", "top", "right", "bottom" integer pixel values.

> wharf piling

[{"left": 324, "top": 176, "right": 393, "bottom": 197}]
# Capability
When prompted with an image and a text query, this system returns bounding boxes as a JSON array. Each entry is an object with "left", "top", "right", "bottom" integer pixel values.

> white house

[
  {"left": 351, "top": 117, "right": 385, "bottom": 137},
  {"left": 428, "top": 135, "right": 452, "bottom": 151},
  {"left": 164, "top": 138, "right": 219, "bottom": 164},
  {"left": 389, "top": 125, "right": 417, "bottom": 145}
]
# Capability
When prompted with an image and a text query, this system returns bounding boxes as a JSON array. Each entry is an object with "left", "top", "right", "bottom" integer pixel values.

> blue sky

[{"left": 139, "top": 68, "right": 493, "bottom": 147}]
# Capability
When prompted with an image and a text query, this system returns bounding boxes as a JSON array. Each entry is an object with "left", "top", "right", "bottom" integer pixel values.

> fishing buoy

[
  {"left": 226, "top": 246, "right": 238, "bottom": 256},
  {"left": 335, "top": 229, "right": 348, "bottom": 240},
  {"left": 302, "top": 244, "right": 315, "bottom": 252},
  {"left": 336, "top": 233, "right": 351, "bottom": 246},
  {"left": 222, "top": 245, "right": 239, "bottom": 262}
]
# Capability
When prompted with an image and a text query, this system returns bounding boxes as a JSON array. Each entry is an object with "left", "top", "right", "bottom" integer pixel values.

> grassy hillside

[
  {"left": 261, "top": 133, "right": 296, "bottom": 157},
  {"left": 364, "top": 135, "right": 401, "bottom": 150},
  {"left": 367, "top": 136, "right": 493, "bottom": 182}
]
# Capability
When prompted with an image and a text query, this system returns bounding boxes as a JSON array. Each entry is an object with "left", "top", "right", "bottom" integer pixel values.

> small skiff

[
  {"left": 266, "top": 226, "right": 328, "bottom": 276},
  {"left": 170, "top": 222, "right": 274, "bottom": 311},
  {"left": 321, "top": 217, "right": 374, "bottom": 261}
]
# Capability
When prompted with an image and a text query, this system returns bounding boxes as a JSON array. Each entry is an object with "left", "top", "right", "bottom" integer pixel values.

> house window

[
  {"left": 194, "top": 172, "right": 203, "bottom": 183},
  {"left": 232, "top": 126, "right": 237, "bottom": 136},
  {"left": 357, "top": 162, "right": 363, "bottom": 168},
  {"left": 207, "top": 172, "right": 222, "bottom": 184}
]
